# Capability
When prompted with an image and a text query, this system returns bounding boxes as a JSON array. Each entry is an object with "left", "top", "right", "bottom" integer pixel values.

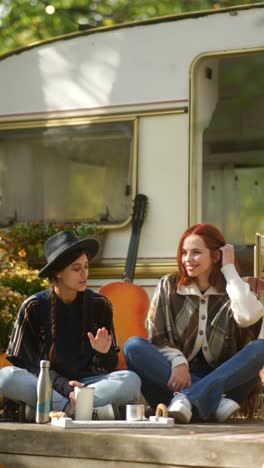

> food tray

[{"left": 51, "top": 416, "right": 175, "bottom": 429}]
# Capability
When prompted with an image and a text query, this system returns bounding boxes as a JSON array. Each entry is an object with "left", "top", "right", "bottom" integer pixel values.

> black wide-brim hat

[{"left": 38, "top": 230, "right": 100, "bottom": 278}]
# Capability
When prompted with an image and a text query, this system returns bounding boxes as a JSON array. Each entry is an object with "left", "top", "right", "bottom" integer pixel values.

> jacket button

[
  {"left": 203, "top": 345, "right": 208, "bottom": 351},
  {"left": 199, "top": 330, "right": 204, "bottom": 335},
  {"left": 201, "top": 315, "right": 206, "bottom": 320}
]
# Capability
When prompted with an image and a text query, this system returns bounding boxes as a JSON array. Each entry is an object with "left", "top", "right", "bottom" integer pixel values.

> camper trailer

[{"left": 0, "top": 3, "right": 263, "bottom": 296}]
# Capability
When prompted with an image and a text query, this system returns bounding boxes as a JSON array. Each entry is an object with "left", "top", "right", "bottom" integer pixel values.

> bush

[
  {"left": 0, "top": 222, "right": 104, "bottom": 266},
  {"left": 0, "top": 264, "right": 48, "bottom": 296},
  {"left": 0, "top": 286, "right": 26, "bottom": 353},
  {"left": 0, "top": 264, "right": 48, "bottom": 352}
]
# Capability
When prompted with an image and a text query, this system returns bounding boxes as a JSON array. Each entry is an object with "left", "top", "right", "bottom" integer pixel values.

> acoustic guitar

[{"left": 99, "top": 194, "right": 149, "bottom": 369}]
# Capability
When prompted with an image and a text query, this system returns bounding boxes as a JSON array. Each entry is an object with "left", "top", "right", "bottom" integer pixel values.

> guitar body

[{"left": 99, "top": 282, "right": 149, "bottom": 369}]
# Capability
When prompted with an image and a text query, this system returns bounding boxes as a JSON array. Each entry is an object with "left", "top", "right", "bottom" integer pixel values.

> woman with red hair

[{"left": 124, "top": 223, "right": 264, "bottom": 423}]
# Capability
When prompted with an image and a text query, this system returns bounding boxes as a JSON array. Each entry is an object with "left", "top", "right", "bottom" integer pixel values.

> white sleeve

[
  {"left": 221, "top": 264, "right": 264, "bottom": 327},
  {"left": 158, "top": 345, "right": 189, "bottom": 369}
]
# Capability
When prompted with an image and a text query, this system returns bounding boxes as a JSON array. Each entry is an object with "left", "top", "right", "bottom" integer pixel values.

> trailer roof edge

[{"left": 0, "top": 2, "right": 264, "bottom": 62}]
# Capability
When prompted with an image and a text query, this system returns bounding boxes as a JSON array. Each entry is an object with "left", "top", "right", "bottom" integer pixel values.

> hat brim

[{"left": 38, "top": 237, "right": 100, "bottom": 278}]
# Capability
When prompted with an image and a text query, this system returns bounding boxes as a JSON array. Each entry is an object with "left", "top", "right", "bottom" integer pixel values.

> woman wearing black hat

[{"left": 0, "top": 230, "right": 141, "bottom": 420}]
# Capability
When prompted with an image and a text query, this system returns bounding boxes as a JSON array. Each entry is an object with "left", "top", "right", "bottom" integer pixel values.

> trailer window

[
  {"left": 192, "top": 52, "right": 264, "bottom": 274},
  {"left": 202, "top": 54, "right": 264, "bottom": 244},
  {"left": 0, "top": 120, "right": 135, "bottom": 226}
]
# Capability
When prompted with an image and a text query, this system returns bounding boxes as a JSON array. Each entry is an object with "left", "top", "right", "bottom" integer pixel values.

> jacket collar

[{"left": 177, "top": 282, "right": 225, "bottom": 297}]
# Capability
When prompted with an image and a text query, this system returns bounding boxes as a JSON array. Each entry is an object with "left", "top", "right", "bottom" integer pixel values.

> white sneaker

[
  {"left": 215, "top": 397, "right": 240, "bottom": 423},
  {"left": 92, "top": 403, "right": 119, "bottom": 420},
  {"left": 167, "top": 393, "right": 192, "bottom": 423}
]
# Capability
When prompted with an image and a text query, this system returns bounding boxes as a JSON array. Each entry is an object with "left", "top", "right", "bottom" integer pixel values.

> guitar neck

[
  {"left": 123, "top": 230, "right": 140, "bottom": 282},
  {"left": 122, "top": 193, "right": 147, "bottom": 283}
]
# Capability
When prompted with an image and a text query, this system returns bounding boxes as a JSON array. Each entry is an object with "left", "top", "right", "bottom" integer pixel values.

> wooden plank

[
  {"left": 0, "top": 454, "right": 203, "bottom": 468},
  {"left": 0, "top": 421, "right": 264, "bottom": 467}
]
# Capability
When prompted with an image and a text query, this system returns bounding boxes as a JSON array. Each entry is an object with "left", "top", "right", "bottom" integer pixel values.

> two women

[
  {"left": 0, "top": 230, "right": 140, "bottom": 420},
  {"left": 1, "top": 223, "right": 264, "bottom": 424},
  {"left": 124, "top": 223, "right": 264, "bottom": 423}
]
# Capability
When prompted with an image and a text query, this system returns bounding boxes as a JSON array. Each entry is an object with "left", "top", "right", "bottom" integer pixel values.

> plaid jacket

[{"left": 148, "top": 271, "right": 263, "bottom": 368}]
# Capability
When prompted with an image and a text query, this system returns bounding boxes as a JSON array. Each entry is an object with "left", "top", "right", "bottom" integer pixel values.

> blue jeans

[
  {"left": 123, "top": 336, "right": 264, "bottom": 420},
  {"left": 0, "top": 366, "right": 141, "bottom": 411}
]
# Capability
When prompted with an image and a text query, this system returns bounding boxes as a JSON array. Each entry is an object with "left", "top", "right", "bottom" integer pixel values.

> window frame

[
  {"left": 0, "top": 114, "right": 139, "bottom": 229},
  {"left": 189, "top": 46, "right": 264, "bottom": 229}
]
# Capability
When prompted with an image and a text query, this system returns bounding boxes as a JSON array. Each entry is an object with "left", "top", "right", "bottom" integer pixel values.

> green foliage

[
  {"left": 0, "top": 265, "right": 48, "bottom": 352},
  {"left": 0, "top": 0, "right": 263, "bottom": 55},
  {"left": 0, "top": 265, "right": 48, "bottom": 296},
  {"left": 0, "top": 222, "right": 104, "bottom": 266},
  {"left": 0, "top": 285, "right": 26, "bottom": 352},
  {"left": 0, "top": 262, "right": 48, "bottom": 353}
]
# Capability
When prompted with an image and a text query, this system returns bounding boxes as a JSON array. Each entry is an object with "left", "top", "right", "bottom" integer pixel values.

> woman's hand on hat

[
  {"left": 219, "top": 244, "right": 235, "bottom": 266},
  {"left": 87, "top": 327, "right": 112, "bottom": 354}
]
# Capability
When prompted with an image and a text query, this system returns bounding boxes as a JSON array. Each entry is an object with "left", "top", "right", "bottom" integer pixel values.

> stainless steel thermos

[{"left": 36, "top": 360, "right": 52, "bottom": 424}]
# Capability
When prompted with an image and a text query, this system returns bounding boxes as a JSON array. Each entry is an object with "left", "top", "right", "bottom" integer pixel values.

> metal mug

[{"left": 126, "top": 404, "right": 145, "bottom": 421}]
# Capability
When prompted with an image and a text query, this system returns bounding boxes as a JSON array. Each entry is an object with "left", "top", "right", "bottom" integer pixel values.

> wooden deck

[{"left": 0, "top": 419, "right": 264, "bottom": 467}]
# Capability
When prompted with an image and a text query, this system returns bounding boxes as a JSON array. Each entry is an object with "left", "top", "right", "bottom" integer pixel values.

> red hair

[{"left": 177, "top": 223, "right": 228, "bottom": 291}]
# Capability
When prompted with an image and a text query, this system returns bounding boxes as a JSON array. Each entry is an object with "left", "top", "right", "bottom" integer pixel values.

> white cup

[
  {"left": 74, "top": 386, "right": 95, "bottom": 421},
  {"left": 126, "top": 404, "right": 145, "bottom": 421}
]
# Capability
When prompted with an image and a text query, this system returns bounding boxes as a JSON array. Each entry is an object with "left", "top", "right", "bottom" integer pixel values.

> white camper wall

[
  {"left": 103, "top": 112, "right": 189, "bottom": 260},
  {"left": 137, "top": 113, "right": 189, "bottom": 258},
  {"left": 0, "top": 7, "right": 264, "bottom": 117}
]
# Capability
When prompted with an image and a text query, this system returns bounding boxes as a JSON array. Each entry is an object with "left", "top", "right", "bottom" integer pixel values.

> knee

[
  {"left": 0, "top": 366, "right": 16, "bottom": 393},
  {"left": 118, "top": 369, "right": 141, "bottom": 388},
  {"left": 128, "top": 370, "right": 141, "bottom": 391},
  {"left": 123, "top": 336, "right": 148, "bottom": 357},
  {"left": 244, "top": 339, "right": 264, "bottom": 366},
  {"left": 123, "top": 370, "right": 141, "bottom": 399},
  {"left": 247, "top": 338, "right": 264, "bottom": 354}
]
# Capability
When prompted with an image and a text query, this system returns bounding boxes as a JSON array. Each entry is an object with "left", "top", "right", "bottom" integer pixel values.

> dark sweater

[{"left": 6, "top": 288, "right": 119, "bottom": 397}]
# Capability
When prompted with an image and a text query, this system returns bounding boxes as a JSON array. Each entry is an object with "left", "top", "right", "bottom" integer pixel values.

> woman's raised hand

[
  {"left": 87, "top": 327, "right": 112, "bottom": 353},
  {"left": 219, "top": 244, "right": 235, "bottom": 266}
]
